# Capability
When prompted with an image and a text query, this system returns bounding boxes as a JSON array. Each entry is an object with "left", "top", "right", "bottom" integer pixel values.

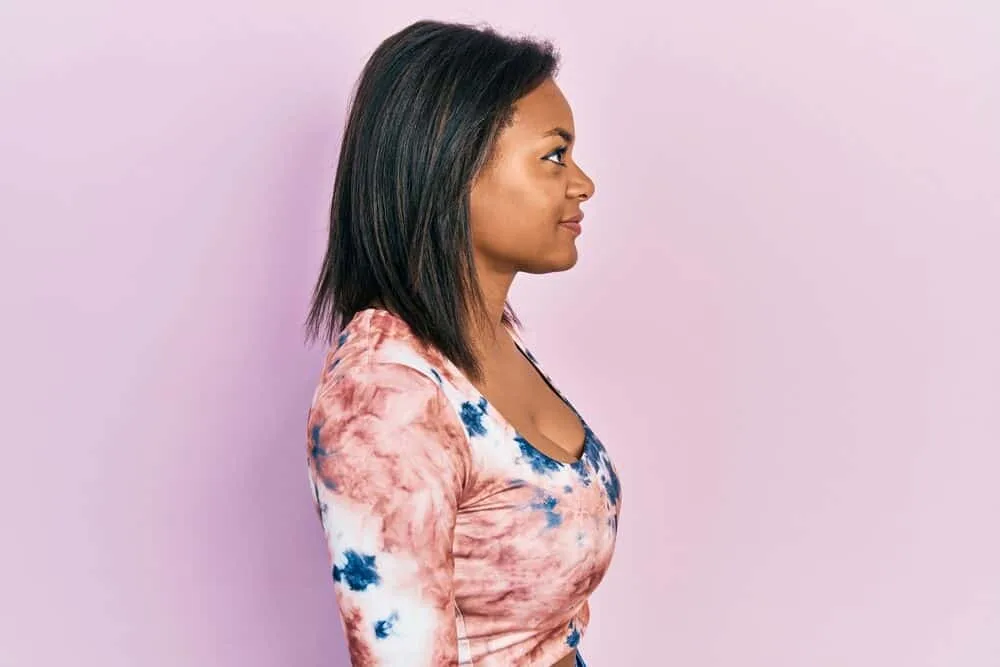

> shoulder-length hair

[{"left": 304, "top": 19, "right": 560, "bottom": 382}]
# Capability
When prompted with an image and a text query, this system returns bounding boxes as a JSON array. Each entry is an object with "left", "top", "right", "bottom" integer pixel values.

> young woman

[{"left": 303, "top": 19, "right": 621, "bottom": 667}]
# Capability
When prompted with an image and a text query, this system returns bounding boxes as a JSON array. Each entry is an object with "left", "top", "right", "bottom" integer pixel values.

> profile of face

[{"left": 468, "top": 78, "right": 596, "bottom": 277}]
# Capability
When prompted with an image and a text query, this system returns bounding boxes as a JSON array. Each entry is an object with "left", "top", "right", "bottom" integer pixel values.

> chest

[
  {"left": 451, "top": 415, "right": 621, "bottom": 619},
  {"left": 476, "top": 344, "right": 585, "bottom": 463}
]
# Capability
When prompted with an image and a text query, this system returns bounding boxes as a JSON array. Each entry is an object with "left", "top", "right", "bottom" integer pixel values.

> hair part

[{"left": 304, "top": 19, "right": 561, "bottom": 381}]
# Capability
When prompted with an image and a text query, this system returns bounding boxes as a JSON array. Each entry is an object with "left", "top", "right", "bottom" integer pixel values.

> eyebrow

[{"left": 543, "top": 127, "right": 575, "bottom": 144}]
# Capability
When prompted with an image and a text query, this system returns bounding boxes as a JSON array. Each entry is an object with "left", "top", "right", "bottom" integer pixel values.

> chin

[
  {"left": 522, "top": 248, "right": 579, "bottom": 274},
  {"left": 552, "top": 250, "right": 579, "bottom": 272}
]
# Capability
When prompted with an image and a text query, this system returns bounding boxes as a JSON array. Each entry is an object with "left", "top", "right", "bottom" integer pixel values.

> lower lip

[{"left": 559, "top": 221, "right": 582, "bottom": 235}]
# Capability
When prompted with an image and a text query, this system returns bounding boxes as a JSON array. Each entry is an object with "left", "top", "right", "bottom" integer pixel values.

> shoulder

[
  {"left": 309, "top": 354, "right": 471, "bottom": 498},
  {"left": 310, "top": 311, "right": 467, "bottom": 446},
  {"left": 319, "top": 308, "right": 449, "bottom": 385},
  {"left": 313, "top": 308, "right": 468, "bottom": 414},
  {"left": 313, "top": 357, "right": 448, "bottom": 431}
]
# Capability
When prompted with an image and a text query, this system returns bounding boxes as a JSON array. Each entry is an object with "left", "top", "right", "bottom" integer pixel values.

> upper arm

[{"left": 306, "top": 361, "right": 469, "bottom": 667}]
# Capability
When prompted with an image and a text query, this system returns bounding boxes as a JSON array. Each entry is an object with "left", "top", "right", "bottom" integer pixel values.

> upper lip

[{"left": 560, "top": 212, "right": 584, "bottom": 224}]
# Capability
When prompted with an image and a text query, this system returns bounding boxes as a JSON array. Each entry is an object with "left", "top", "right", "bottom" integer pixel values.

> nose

[{"left": 570, "top": 163, "right": 595, "bottom": 201}]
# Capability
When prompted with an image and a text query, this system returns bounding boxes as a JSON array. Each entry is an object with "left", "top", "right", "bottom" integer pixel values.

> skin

[
  {"left": 467, "top": 76, "right": 596, "bottom": 667},
  {"left": 469, "top": 76, "right": 595, "bottom": 327}
]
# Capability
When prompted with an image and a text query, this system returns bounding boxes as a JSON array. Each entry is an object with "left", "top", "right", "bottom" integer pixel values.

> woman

[{"left": 303, "top": 19, "right": 621, "bottom": 667}]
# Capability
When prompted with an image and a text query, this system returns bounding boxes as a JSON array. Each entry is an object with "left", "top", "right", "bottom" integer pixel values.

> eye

[{"left": 544, "top": 145, "right": 568, "bottom": 166}]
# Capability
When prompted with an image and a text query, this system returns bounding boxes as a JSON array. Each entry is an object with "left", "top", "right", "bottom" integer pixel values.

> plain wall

[{"left": 1, "top": 0, "right": 998, "bottom": 665}]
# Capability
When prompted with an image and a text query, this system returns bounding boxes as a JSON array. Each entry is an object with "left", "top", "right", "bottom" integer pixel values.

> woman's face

[{"left": 468, "top": 78, "right": 596, "bottom": 277}]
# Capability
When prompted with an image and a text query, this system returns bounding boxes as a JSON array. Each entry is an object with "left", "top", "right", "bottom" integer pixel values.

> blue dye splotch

[
  {"left": 583, "top": 429, "right": 603, "bottom": 471},
  {"left": 516, "top": 435, "right": 563, "bottom": 476},
  {"left": 571, "top": 459, "right": 592, "bottom": 486},
  {"left": 563, "top": 484, "right": 573, "bottom": 493},
  {"left": 374, "top": 610, "right": 399, "bottom": 639},
  {"left": 531, "top": 493, "right": 563, "bottom": 529},
  {"left": 587, "top": 434, "right": 621, "bottom": 508},
  {"left": 573, "top": 429, "right": 609, "bottom": 487},
  {"left": 311, "top": 424, "right": 337, "bottom": 489},
  {"left": 430, "top": 368, "right": 442, "bottom": 384},
  {"left": 336, "top": 331, "right": 349, "bottom": 349},
  {"left": 460, "top": 398, "right": 489, "bottom": 437},
  {"left": 332, "top": 549, "right": 380, "bottom": 592},
  {"left": 602, "top": 469, "right": 622, "bottom": 508},
  {"left": 310, "top": 424, "right": 333, "bottom": 459},
  {"left": 566, "top": 622, "right": 580, "bottom": 647}
]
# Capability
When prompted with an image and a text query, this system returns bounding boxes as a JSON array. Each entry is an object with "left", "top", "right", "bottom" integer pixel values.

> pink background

[{"left": 2, "top": 1, "right": 998, "bottom": 665}]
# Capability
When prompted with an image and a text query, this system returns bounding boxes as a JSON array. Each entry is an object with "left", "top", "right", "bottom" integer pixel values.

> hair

[{"left": 303, "top": 19, "right": 561, "bottom": 382}]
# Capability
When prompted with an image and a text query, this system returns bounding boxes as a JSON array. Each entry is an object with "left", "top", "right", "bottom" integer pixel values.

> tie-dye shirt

[{"left": 305, "top": 308, "right": 622, "bottom": 666}]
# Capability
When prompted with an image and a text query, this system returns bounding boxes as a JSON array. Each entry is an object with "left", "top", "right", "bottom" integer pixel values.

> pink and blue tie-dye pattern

[{"left": 306, "top": 308, "right": 621, "bottom": 666}]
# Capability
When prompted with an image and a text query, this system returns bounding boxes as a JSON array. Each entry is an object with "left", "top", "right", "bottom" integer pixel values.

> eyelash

[{"left": 544, "top": 146, "right": 569, "bottom": 167}]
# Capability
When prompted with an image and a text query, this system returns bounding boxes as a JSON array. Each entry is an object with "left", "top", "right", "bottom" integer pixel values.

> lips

[
  {"left": 558, "top": 217, "right": 583, "bottom": 236},
  {"left": 560, "top": 212, "right": 584, "bottom": 224}
]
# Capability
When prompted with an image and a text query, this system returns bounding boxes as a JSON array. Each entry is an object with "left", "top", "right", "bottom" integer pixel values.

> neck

[{"left": 470, "top": 264, "right": 515, "bottom": 355}]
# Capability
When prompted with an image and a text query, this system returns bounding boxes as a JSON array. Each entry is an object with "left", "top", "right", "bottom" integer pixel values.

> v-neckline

[{"left": 484, "top": 329, "right": 589, "bottom": 466}]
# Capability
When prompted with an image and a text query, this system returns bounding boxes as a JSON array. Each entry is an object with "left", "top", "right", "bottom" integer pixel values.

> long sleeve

[{"left": 306, "top": 361, "right": 470, "bottom": 667}]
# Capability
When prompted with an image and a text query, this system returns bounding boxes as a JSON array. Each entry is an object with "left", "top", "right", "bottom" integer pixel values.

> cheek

[{"left": 471, "top": 172, "right": 563, "bottom": 255}]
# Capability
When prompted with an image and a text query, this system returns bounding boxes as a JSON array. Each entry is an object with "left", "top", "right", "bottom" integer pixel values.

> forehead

[{"left": 508, "top": 78, "right": 574, "bottom": 135}]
